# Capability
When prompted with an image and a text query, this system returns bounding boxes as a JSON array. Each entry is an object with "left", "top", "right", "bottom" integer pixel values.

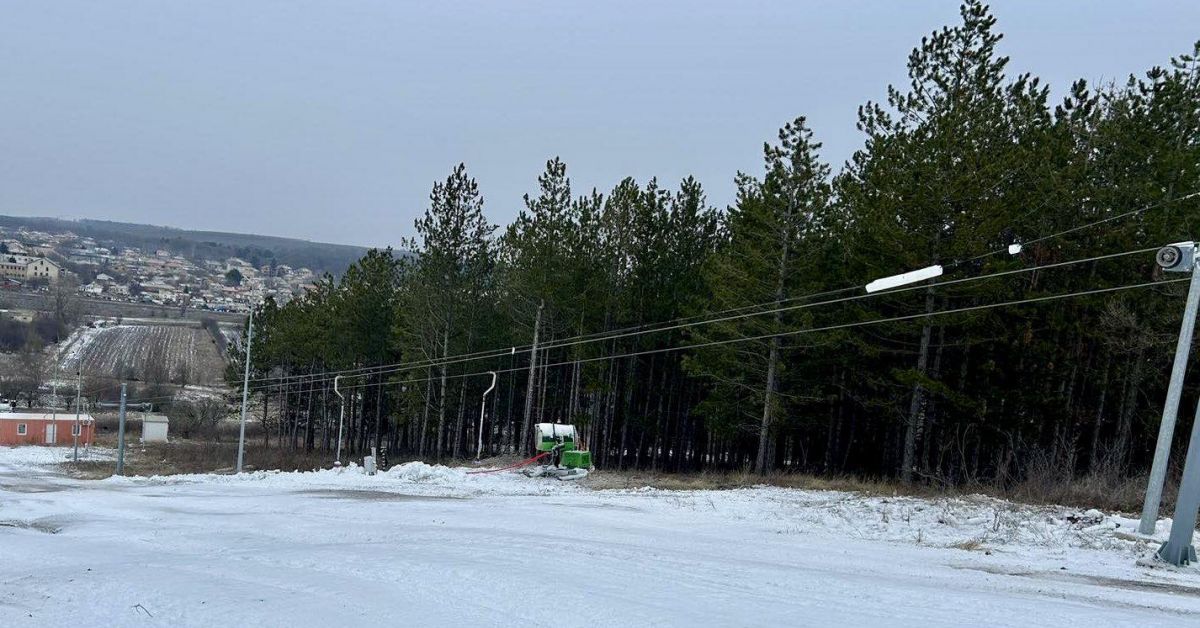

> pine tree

[
  {"left": 686, "top": 117, "right": 830, "bottom": 474},
  {"left": 399, "top": 163, "right": 495, "bottom": 459},
  {"left": 837, "top": 0, "right": 1051, "bottom": 481}
]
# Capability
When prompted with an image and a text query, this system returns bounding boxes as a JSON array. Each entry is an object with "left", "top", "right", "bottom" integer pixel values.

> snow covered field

[
  {"left": 2, "top": 447, "right": 1200, "bottom": 627},
  {"left": 53, "top": 322, "right": 227, "bottom": 386}
]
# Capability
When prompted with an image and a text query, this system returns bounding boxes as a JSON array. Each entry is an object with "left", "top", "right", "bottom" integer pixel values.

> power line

[
  {"left": 236, "top": 242, "right": 1161, "bottom": 393},
  {"left": 246, "top": 246, "right": 1161, "bottom": 393},
  {"left": 265, "top": 277, "right": 1187, "bottom": 398}
]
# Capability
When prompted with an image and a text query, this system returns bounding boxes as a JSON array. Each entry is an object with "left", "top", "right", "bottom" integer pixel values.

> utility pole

[
  {"left": 1141, "top": 242, "right": 1200, "bottom": 534},
  {"left": 476, "top": 371, "right": 497, "bottom": 461},
  {"left": 1160, "top": 386, "right": 1200, "bottom": 565},
  {"left": 72, "top": 367, "right": 81, "bottom": 463},
  {"left": 51, "top": 356, "right": 60, "bottom": 420},
  {"left": 334, "top": 375, "right": 345, "bottom": 466},
  {"left": 116, "top": 383, "right": 127, "bottom": 475},
  {"left": 520, "top": 301, "right": 543, "bottom": 453},
  {"left": 96, "top": 391, "right": 151, "bottom": 477},
  {"left": 236, "top": 307, "right": 254, "bottom": 473}
]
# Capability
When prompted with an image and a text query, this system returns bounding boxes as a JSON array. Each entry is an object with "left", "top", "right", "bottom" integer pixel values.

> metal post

[
  {"left": 1141, "top": 247, "right": 1200, "bottom": 534},
  {"left": 236, "top": 308, "right": 254, "bottom": 473},
  {"left": 476, "top": 371, "right": 497, "bottom": 460},
  {"left": 1159, "top": 388, "right": 1200, "bottom": 565},
  {"left": 334, "top": 375, "right": 345, "bottom": 466},
  {"left": 51, "top": 357, "right": 60, "bottom": 420},
  {"left": 72, "top": 367, "right": 81, "bottom": 463},
  {"left": 116, "top": 383, "right": 127, "bottom": 475}
]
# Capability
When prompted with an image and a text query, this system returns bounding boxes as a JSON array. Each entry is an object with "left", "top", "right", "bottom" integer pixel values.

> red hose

[{"left": 467, "top": 452, "right": 550, "bottom": 474}]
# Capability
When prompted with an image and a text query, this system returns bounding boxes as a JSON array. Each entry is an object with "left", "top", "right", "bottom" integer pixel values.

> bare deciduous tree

[{"left": 170, "top": 398, "right": 228, "bottom": 441}]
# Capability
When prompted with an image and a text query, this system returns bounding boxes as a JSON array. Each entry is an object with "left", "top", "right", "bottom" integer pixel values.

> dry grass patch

[
  {"left": 579, "top": 467, "right": 1164, "bottom": 515},
  {"left": 948, "top": 538, "right": 986, "bottom": 552},
  {"left": 471, "top": 454, "right": 529, "bottom": 468},
  {"left": 1006, "top": 470, "right": 1168, "bottom": 514},
  {"left": 72, "top": 435, "right": 344, "bottom": 479},
  {"left": 581, "top": 469, "right": 943, "bottom": 498}
]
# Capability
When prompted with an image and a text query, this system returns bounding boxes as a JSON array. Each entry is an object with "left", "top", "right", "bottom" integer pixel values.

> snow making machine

[{"left": 524, "top": 423, "right": 592, "bottom": 481}]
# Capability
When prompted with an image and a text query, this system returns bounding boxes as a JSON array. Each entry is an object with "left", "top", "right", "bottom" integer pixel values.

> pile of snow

[
  {"left": 0, "top": 445, "right": 76, "bottom": 466},
  {"left": 597, "top": 486, "right": 1171, "bottom": 555},
  {"left": 385, "top": 461, "right": 466, "bottom": 483},
  {"left": 85, "top": 457, "right": 575, "bottom": 501},
  {"left": 0, "top": 445, "right": 115, "bottom": 467}
]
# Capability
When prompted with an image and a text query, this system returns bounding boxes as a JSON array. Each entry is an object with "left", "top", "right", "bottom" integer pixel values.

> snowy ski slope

[{"left": 1, "top": 447, "right": 1199, "bottom": 626}]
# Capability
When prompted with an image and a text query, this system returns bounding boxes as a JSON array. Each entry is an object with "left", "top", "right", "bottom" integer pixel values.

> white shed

[{"left": 141, "top": 414, "right": 169, "bottom": 443}]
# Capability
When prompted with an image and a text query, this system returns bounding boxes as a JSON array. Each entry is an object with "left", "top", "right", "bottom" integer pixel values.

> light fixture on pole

[
  {"left": 476, "top": 371, "right": 498, "bottom": 461},
  {"left": 864, "top": 265, "right": 943, "bottom": 294}
]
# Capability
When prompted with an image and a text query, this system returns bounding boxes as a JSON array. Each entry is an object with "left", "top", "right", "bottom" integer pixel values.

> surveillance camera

[{"left": 1157, "top": 242, "right": 1196, "bottom": 272}]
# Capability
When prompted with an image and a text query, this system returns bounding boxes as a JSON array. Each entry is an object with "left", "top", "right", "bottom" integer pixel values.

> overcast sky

[{"left": 0, "top": 1, "right": 1196, "bottom": 248}]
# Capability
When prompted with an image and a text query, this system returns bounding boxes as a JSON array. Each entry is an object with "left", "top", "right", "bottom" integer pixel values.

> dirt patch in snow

[
  {"left": 0, "top": 518, "right": 63, "bottom": 534},
  {"left": 0, "top": 479, "right": 69, "bottom": 493},
  {"left": 296, "top": 489, "right": 465, "bottom": 502}
]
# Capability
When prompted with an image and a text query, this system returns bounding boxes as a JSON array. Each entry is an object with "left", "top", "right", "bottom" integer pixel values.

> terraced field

[{"left": 55, "top": 323, "right": 228, "bottom": 386}]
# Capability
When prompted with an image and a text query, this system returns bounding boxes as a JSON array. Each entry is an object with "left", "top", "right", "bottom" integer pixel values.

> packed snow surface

[{"left": 2, "top": 447, "right": 1200, "bottom": 627}]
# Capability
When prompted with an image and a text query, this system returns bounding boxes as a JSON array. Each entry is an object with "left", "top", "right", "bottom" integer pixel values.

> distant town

[{"left": 0, "top": 225, "right": 319, "bottom": 312}]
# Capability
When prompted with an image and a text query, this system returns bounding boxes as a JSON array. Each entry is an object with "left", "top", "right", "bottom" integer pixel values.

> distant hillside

[{"left": 0, "top": 216, "right": 371, "bottom": 277}]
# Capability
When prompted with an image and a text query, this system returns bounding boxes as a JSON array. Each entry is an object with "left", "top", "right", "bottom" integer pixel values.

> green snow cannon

[{"left": 528, "top": 423, "right": 591, "bottom": 480}]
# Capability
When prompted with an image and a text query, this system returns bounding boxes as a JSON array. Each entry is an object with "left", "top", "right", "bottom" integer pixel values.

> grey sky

[{"left": 1, "top": 1, "right": 1196, "bottom": 248}]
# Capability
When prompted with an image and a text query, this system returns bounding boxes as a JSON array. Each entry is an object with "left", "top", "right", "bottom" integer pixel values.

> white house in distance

[
  {"left": 141, "top": 414, "right": 169, "bottom": 443},
  {"left": 0, "top": 255, "right": 62, "bottom": 283}
]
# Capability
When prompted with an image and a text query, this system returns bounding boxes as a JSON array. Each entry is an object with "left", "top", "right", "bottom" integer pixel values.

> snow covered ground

[
  {"left": 52, "top": 322, "right": 105, "bottom": 369},
  {"left": 2, "top": 447, "right": 1200, "bottom": 627}
]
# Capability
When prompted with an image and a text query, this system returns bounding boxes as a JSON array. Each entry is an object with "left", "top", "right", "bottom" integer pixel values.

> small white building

[{"left": 141, "top": 414, "right": 169, "bottom": 443}]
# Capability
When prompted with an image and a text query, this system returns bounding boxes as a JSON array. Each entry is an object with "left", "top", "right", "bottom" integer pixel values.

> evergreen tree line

[{"left": 228, "top": 3, "right": 1200, "bottom": 484}]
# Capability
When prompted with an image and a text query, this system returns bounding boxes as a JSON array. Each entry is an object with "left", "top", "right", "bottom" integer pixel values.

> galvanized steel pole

[
  {"left": 1159, "top": 391, "right": 1200, "bottom": 565},
  {"left": 73, "top": 367, "right": 81, "bottom": 463},
  {"left": 1140, "top": 247, "right": 1200, "bottom": 534},
  {"left": 334, "top": 375, "right": 345, "bottom": 466},
  {"left": 236, "top": 308, "right": 254, "bottom": 474}
]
